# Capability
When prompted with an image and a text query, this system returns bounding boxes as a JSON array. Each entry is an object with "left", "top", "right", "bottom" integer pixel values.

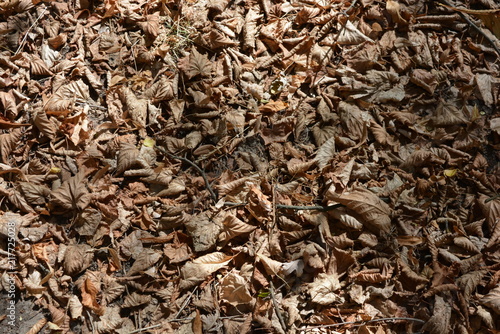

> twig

[
  {"left": 275, "top": 204, "right": 343, "bottom": 211},
  {"left": 342, "top": 0, "right": 358, "bottom": 16},
  {"left": 156, "top": 146, "right": 218, "bottom": 203},
  {"left": 156, "top": 146, "right": 344, "bottom": 212},
  {"left": 300, "top": 317, "right": 426, "bottom": 331},
  {"left": 174, "top": 286, "right": 198, "bottom": 320},
  {"left": 438, "top": 0, "right": 500, "bottom": 56},
  {"left": 15, "top": 8, "right": 47, "bottom": 55},
  {"left": 269, "top": 281, "right": 287, "bottom": 332},
  {"left": 224, "top": 202, "right": 343, "bottom": 211},
  {"left": 168, "top": 315, "right": 246, "bottom": 322},
  {"left": 127, "top": 324, "right": 161, "bottom": 334},
  {"left": 485, "top": 194, "right": 499, "bottom": 203}
]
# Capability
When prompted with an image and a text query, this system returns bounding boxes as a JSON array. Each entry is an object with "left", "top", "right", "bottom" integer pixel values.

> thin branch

[
  {"left": 157, "top": 145, "right": 344, "bottom": 212},
  {"left": 485, "top": 194, "right": 499, "bottom": 203},
  {"left": 126, "top": 324, "right": 162, "bottom": 334},
  {"left": 438, "top": 0, "right": 500, "bottom": 56},
  {"left": 342, "top": 0, "right": 358, "bottom": 16},
  {"left": 300, "top": 317, "right": 426, "bottom": 331},
  {"left": 269, "top": 281, "right": 287, "bottom": 332},
  {"left": 174, "top": 286, "right": 198, "bottom": 320},
  {"left": 275, "top": 204, "right": 343, "bottom": 211},
  {"left": 15, "top": 8, "right": 47, "bottom": 56},
  {"left": 224, "top": 202, "right": 343, "bottom": 211},
  {"left": 156, "top": 146, "right": 218, "bottom": 203}
]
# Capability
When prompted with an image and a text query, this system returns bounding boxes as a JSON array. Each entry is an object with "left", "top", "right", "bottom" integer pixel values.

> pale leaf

[
  {"left": 180, "top": 252, "right": 233, "bottom": 290},
  {"left": 218, "top": 214, "right": 256, "bottom": 243},
  {"left": 315, "top": 137, "right": 336, "bottom": 169},
  {"left": 219, "top": 272, "right": 253, "bottom": 307},
  {"left": 337, "top": 20, "right": 374, "bottom": 45},
  {"left": 308, "top": 273, "right": 343, "bottom": 305},
  {"left": 68, "top": 295, "right": 83, "bottom": 319}
]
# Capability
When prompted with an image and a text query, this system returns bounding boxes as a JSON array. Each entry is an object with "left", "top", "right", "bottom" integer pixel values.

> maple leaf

[
  {"left": 50, "top": 171, "right": 92, "bottom": 212},
  {"left": 180, "top": 48, "right": 212, "bottom": 79}
]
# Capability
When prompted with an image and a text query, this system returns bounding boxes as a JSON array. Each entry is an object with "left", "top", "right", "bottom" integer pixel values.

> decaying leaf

[{"left": 2, "top": 0, "right": 500, "bottom": 331}]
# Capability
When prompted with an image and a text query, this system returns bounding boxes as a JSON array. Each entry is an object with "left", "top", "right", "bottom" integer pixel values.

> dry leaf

[
  {"left": 308, "top": 273, "right": 343, "bottom": 305},
  {"left": 328, "top": 186, "right": 392, "bottom": 234},
  {"left": 50, "top": 172, "right": 92, "bottom": 212}
]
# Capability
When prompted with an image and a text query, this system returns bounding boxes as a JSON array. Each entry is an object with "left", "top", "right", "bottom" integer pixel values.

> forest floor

[{"left": 0, "top": 0, "right": 500, "bottom": 333}]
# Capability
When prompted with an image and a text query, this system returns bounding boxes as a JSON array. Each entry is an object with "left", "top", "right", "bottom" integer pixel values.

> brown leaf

[
  {"left": 179, "top": 252, "right": 233, "bottom": 290},
  {"left": 116, "top": 142, "right": 140, "bottom": 175},
  {"left": 126, "top": 248, "right": 162, "bottom": 276},
  {"left": 219, "top": 272, "right": 254, "bottom": 307},
  {"left": 81, "top": 278, "right": 105, "bottom": 316},
  {"left": 185, "top": 212, "right": 222, "bottom": 253},
  {"left": 182, "top": 48, "right": 212, "bottom": 79},
  {"left": 0, "top": 128, "right": 22, "bottom": 163},
  {"left": 50, "top": 171, "right": 91, "bottom": 212},
  {"left": 328, "top": 186, "right": 392, "bottom": 235},
  {"left": 218, "top": 213, "right": 256, "bottom": 244},
  {"left": 410, "top": 69, "right": 437, "bottom": 94},
  {"left": 422, "top": 295, "right": 452, "bottom": 333},
  {"left": 456, "top": 270, "right": 486, "bottom": 300},
  {"left": 33, "top": 109, "right": 58, "bottom": 139},
  {"left": 258, "top": 100, "right": 288, "bottom": 113},
  {"left": 19, "top": 182, "right": 51, "bottom": 205},
  {"left": 63, "top": 244, "right": 94, "bottom": 275},
  {"left": 481, "top": 285, "right": 500, "bottom": 315},
  {"left": 315, "top": 137, "right": 336, "bottom": 169},
  {"left": 122, "top": 292, "right": 152, "bottom": 308}
]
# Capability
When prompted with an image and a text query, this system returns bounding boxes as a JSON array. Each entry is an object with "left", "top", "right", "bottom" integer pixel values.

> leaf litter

[{"left": 0, "top": 0, "right": 500, "bottom": 333}]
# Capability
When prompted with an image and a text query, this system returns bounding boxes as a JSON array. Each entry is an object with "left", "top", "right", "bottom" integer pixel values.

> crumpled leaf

[
  {"left": 0, "top": 128, "right": 22, "bottom": 163},
  {"left": 337, "top": 20, "right": 374, "bottom": 44},
  {"left": 422, "top": 295, "right": 452, "bottom": 334},
  {"left": 308, "top": 273, "right": 343, "bottom": 305},
  {"left": 63, "top": 244, "right": 94, "bottom": 275},
  {"left": 218, "top": 213, "right": 257, "bottom": 244},
  {"left": 81, "top": 278, "right": 105, "bottom": 316}
]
